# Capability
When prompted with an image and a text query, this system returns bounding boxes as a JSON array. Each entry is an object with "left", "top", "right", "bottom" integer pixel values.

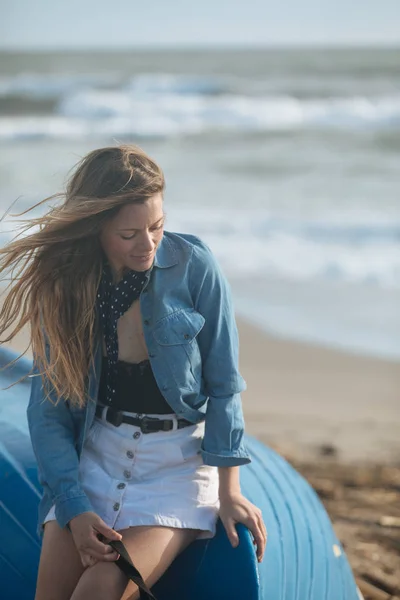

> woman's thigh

[
  {"left": 34, "top": 520, "right": 85, "bottom": 600},
  {"left": 70, "top": 525, "right": 200, "bottom": 600}
]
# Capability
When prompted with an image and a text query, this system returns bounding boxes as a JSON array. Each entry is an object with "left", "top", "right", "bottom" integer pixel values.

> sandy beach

[
  {"left": 236, "top": 317, "right": 400, "bottom": 466},
  {"left": 3, "top": 305, "right": 399, "bottom": 466}
]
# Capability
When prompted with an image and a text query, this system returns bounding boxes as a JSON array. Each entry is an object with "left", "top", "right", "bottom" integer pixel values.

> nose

[{"left": 137, "top": 231, "right": 155, "bottom": 254}]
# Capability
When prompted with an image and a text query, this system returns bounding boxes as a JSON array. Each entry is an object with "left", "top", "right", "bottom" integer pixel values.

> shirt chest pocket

[{"left": 152, "top": 308, "right": 205, "bottom": 389}]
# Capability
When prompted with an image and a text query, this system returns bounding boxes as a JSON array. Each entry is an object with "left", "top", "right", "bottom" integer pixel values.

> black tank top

[{"left": 98, "top": 357, "right": 173, "bottom": 414}]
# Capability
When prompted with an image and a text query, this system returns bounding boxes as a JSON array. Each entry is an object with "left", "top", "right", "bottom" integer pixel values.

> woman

[{"left": 0, "top": 145, "right": 267, "bottom": 600}]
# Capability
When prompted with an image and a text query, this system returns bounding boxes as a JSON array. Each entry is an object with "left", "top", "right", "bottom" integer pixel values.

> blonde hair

[{"left": 0, "top": 145, "right": 165, "bottom": 408}]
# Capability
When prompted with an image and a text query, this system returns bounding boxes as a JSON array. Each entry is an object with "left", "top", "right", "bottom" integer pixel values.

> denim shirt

[{"left": 27, "top": 231, "right": 251, "bottom": 537}]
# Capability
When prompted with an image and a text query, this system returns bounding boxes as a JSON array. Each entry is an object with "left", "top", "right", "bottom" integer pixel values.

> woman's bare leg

[
  {"left": 34, "top": 521, "right": 86, "bottom": 600},
  {"left": 70, "top": 525, "right": 200, "bottom": 600}
]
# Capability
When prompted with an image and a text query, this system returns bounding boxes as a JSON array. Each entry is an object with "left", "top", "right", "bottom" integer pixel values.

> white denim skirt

[{"left": 44, "top": 409, "right": 220, "bottom": 540}]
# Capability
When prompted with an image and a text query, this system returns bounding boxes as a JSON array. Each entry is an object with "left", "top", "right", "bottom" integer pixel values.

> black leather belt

[{"left": 95, "top": 404, "right": 196, "bottom": 433}]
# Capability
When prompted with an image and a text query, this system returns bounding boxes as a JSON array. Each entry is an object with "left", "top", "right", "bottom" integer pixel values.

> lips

[{"left": 132, "top": 253, "right": 153, "bottom": 259}]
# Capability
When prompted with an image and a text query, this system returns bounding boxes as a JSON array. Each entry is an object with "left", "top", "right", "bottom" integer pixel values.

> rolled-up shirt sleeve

[
  {"left": 189, "top": 238, "right": 251, "bottom": 467},
  {"left": 201, "top": 392, "right": 251, "bottom": 467}
]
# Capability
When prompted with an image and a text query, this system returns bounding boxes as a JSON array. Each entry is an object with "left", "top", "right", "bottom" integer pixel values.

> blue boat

[{"left": 0, "top": 347, "right": 362, "bottom": 600}]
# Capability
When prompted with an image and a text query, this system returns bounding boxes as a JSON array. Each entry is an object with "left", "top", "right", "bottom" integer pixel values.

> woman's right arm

[
  {"left": 27, "top": 360, "right": 93, "bottom": 530},
  {"left": 27, "top": 360, "right": 123, "bottom": 566}
]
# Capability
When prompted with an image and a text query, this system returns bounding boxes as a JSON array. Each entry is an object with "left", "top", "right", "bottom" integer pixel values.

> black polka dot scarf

[{"left": 96, "top": 260, "right": 150, "bottom": 406}]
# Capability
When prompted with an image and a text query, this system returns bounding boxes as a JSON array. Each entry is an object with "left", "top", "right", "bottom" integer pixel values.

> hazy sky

[{"left": 2, "top": 0, "right": 400, "bottom": 49}]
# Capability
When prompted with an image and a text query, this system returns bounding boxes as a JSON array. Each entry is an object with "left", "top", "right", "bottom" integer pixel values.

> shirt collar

[{"left": 153, "top": 233, "right": 178, "bottom": 269}]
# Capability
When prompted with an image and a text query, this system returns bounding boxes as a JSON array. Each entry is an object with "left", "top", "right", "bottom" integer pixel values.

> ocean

[{"left": 0, "top": 48, "right": 399, "bottom": 359}]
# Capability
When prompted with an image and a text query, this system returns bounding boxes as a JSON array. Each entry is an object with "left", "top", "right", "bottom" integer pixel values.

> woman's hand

[
  {"left": 219, "top": 493, "right": 267, "bottom": 563},
  {"left": 69, "top": 511, "right": 123, "bottom": 568}
]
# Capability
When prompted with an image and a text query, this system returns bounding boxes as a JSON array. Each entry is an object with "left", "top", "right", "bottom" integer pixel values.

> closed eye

[{"left": 120, "top": 224, "right": 164, "bottom": 241}]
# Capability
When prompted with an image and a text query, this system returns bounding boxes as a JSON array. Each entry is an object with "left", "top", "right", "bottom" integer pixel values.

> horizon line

[{"left": 1, "top": 41, "right": 400, "bottom": 53}]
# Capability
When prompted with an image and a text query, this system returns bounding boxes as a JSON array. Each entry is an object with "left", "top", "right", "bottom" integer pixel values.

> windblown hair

[{"left": 0, "top": 145, "right": 165, "bottom": 407}]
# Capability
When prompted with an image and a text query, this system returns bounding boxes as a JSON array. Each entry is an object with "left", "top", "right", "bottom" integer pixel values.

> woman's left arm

[
  {"left": 218, "top": 466, "right": 267, "bottom": 563},
  {"left": 189, "top": 238, "right": 267, "bottom": 561},
  {"left": 190, "top": 239, "right": 250, "bottom": 467}
]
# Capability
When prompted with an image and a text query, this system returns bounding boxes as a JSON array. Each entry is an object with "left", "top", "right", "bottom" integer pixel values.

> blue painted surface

[{"left": 0, "top": 348, "right": 360, "bottom": 599}]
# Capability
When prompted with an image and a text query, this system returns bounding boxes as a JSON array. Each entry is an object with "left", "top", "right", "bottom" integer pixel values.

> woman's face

[{"left": 100, "top": 193, "right": 165, "bottom": 279}]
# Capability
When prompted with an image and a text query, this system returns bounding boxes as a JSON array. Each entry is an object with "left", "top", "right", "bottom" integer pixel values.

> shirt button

[
  {"left": 162, "top": 385, "right": 168, "bottom": 391},
  {"left": 123, "top": 470, "right": 131, "bottom": 479},
  {"left": 184, "top": 333, "right": 190, "bottom": 339},
  {"left": 133, "top": 431, "right": 141, "bottom": 440},
  {"left": 113, "top": 502, "right": 120, "bottom": 511},
  {"left": 126, "top": 450, "right": 134, "bottom": 459},
  {"left": 149, "top": 352, "right": 155, "bottom": 358},
  {"left": 143, "top": 319, "right": 150, "bottom": 326},
  {"left": 117, "top": 483, "right": 126, "bottom": 490}
]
